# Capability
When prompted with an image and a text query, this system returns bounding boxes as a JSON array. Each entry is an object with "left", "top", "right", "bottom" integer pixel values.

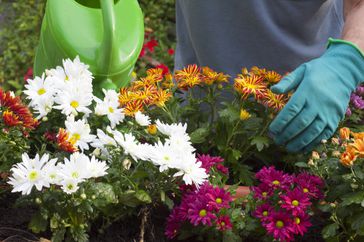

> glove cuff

[
  {"left": 326, "top": 38, "right": 364, "bottom": 86},
  {"left": 327, "top": 38, "right": 364, "bottom": 58}
]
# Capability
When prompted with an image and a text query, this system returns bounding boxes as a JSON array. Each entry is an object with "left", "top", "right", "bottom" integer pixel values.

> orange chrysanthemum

[
  {"left": 340, "top": 146, "right": 357, "bottom": 167},
  {"left": 119, "top": 88, "right": 133, "bottom": 105},
  {"left": 351, "top": 137, "right": 364, "bottom": 158},
  {"left": 234, "top": 75, "right": 267, "bottom": 100},
  {"left": 0, "top": 89, "right": 37, "bottom": 129},
  {"left": 263, "top": 90, "right": 288, "bottom": 111},
  {"left": 251, "top": 66, "right": 267, "bottom": 76},
  {"left": 57, "top": 128, "right": 78, "bottom": 153},
  {"left": 151, "top": 90, "right": 172, "bottom": 107},
  {"left": 264, "top": 71, "right": 282, "bottom": 84},
  {"left": 201, "top": 67, "right": 230, "bottom": 85},
  {"left": 162, "top": 73, "right": 175, "bottom": 89},
  {"left": 339, "top": 127, "right": 351, "bottom": 141},
  {"left": 2, "top": 110, "right": 22, "bottom": 127},
  {"left": 146, "top": 68, "right": 164, "bottom": 80},
  {"left": 174, "top": 64, "right": 202, "bottom": 90},
  {"left": 124, "top": 100, "right": 144, "bottom": 116},
  {"left": 352, "top": 132, "right": 364, "bottom": 140}
]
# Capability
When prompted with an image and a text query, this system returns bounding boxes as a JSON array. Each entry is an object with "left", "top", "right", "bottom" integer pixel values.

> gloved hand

[{"left": 269, "top": 38, "right": 364, "bottom": 152}]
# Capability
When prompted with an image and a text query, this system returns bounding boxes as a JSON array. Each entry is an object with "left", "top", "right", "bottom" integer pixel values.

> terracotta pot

[{"left": 224, "top": 185, "right": 250, "bottom": 200}]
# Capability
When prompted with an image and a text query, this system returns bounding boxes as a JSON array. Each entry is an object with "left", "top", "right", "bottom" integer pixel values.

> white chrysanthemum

[
  {"left": 91, "top": 128, "right": 117, "bottom": 149},
  {"left": 87, "top": 156, "right": 109, "bottom": 178},
  {"left": 32, "top": 97, "right": 54, "bottom": 119},
  {"left": 54, "top": 88, "right": 93, "bottom": 116},
  {"left": 24, "top": 74, "right": 56, "bottom": 106},
  {"left": 156, "top": 120, "right": 187, "bottom": 136},
  {"left": 8, "top": 153, "right": 57, "bottom": 195},
  {"left": 65, "top": 117, "right": 96, "bottom": 151},
  {"left": 135, "top": 111, "right": 151, "bottom": 126},
  {"left": 95, "top": 89, "right": 125, "bottom": 128},
  {"left": 148, "top": 142, "right": 177, "bottom": 172},
  {"left": 60, "top": 178, "right": 80, "bottom": 194},
  {"left": 167, "top": 133, "right": 195, "bottom": 154},
  {"left": 42, "top": 157, "right": 61, "bottom": 185},
  {"left": 174, "top": 158, "right": 208, "bottom": 187},
  {"left": 112, "top": 130, "right": 149, "bottom": 161},
  {"left": 59, "top": 153, "right": 90, "bottom": 181},
  {"left": 63, "top": 56, "right": 93, "bottom": 82}
]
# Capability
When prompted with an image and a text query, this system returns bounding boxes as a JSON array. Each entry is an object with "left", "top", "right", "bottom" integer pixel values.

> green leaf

[
  {"left": 90, "top": 183, "right": 117, "bottom": 208},
  {"left": 322, "top": 223, "right": 339, "bottom": 239},
  {"left": 52, "top": 228, "right": 66, "bottom": 242},
  {"left": 222, "top": 230, "right": 241, "bottom": 242},
  {"left": 135, "top": 190, "right": 152, "bottom": 204},
  {"left": 294, "top": 162, "right": 308, "bottom": 168},
  {"left": 189, "top": 127, "right": 209, "bottom": 144},
  {"left": 250, "top": 136, "right": 270, "bottom": 152},
  {"left": 28, "top": 212, "right": 48, "bottom": 233},
  {"left": 341, "top": 191, "right": 364, "bottom": 206},
  {"left": 349, "top": 212, "right": 364, "bottom": 235}
]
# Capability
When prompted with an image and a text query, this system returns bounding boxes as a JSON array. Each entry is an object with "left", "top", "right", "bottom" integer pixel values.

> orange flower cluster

[
  {"left": 56, "top": 128, "right": 78, "bottom": 153},
  {"left": 0, "top": 88, "right": 37, "bottom": 129},
  {"left": 234, "top": 67, "right": 288, "bottom": 111},
  {"left": 119, "top": 68, "right": 173, "bottom": 116},
  {"left": 340, "top": 127, "right": 364, "bottom": 166},
  {"left": 174, "top": 65, "right": 229, "bottom": 90}
]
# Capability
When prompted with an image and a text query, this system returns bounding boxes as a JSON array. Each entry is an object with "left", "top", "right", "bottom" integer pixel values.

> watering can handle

[{"left": 99, "top": 0, "right": 116, "bottom": 74}]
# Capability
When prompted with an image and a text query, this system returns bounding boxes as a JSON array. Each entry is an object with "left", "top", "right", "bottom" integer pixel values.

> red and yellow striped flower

[
  {"left": 174, "top": 64, "right": 202, "bottom": 90},
  {"left": 234, "top": 75, "right": 267, "bottom": 100},
  {"left": 263, "top": 90, "right": 288, "bottom": 111},
  {"left": 0, "top": 88, "right": 37, "bottom": 129},
  {"left": 56, "top": 128, "right": 78, "bottom": 153}
]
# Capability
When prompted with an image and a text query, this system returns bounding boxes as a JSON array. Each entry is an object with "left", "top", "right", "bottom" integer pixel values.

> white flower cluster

[
  {"left": 8, "top": 153, "right": 108, "bottom": 195},
  {"left": 109, "top": 119, "right": 208, "bottom": 186},
  {"left": 25, "top": 56, "right": 93, "bottom": 119},
  {"left": 22, "top": 57, "right": 208, "bottom": 190}
]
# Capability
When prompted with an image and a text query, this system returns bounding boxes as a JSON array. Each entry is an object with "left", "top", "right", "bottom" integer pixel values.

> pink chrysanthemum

[
  {"left": 205, "top": 185, "right": 232, "bottom": 211},
  {"left": 197, "top": 154, "right": 227, "bottom": 175},
  {"left": 251, "top": 183, "right": 273, "bottom": 200},
  {"left": 254, "top": 203, "right": 274, "bottom": 223},
  {"left": 292, "top": 212, "right": 312, "bottom": 236},
  {"left": 165, "top": 207, "right": 183, "bottom": 239},
  {"left": 294, "top": 172, "right": 324, "bottom": 199},
  {"left": 265, "top": 211, "right": 295, "bottom": 242},
  {"left": 187, "top": 197, "right": 216, "bottom": 226},
  {"left": 255, "top": 166, "right": 292, "bottom": 190},
  {"left": 280, "top": 188, "right": 311, "bottom": 216},
  {"left": 216, "top": 215, "right": 233, "bottom": 231}
]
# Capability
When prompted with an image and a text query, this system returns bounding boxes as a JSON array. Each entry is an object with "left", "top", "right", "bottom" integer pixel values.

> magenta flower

[
  {"left": 294, "top": 172, "right": 324, "bottom": 199},
  {"left": 356, "top": 86, "right": 364, "bottom": 96},
  {"left": 292, "top": 212, "right": 311, "bottom": 236},
  {"left": 251, "top": 183, "right": 273, "bottom": 200},
  {"left": 280, "top": 188, "right": 311, "bottom": 215},
  {"left": 265, "top": 211, "right": 295, "bottom": 242},
  {"left": 165, "top": 208, "right": 183, "bottom": 239},
  {"left": 351, "top": 94, "right": 364, "bottom": 110},
  {"left": 206, "top": 185, "right": 232, "bottom": 211},
  {"left": 216, "top": 215, "right": 233, "bottom": 231},
  {"left": 197, "top": 154, "right": 226, "bottom": 174},
  {"left": 187, "top": 197, "right": 217, "bottom": 226},
  {"left": 255, "top": 166, "right": 292, "bottom": 190},
  {"left": 254, "top": 203, "right": 273, "bottom": 222},
  {"left": 216, "top": 163, "right": 229, "bottom": 175}
]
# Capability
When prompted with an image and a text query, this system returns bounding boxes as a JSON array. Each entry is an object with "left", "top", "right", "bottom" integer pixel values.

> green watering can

[{"left": 34, "top": 0, "right": 144, "bottom": 92}]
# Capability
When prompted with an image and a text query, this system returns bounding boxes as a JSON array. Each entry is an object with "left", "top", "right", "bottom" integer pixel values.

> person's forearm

[{"left": 342, "top": 0, "right": 364, "bottom": 50}]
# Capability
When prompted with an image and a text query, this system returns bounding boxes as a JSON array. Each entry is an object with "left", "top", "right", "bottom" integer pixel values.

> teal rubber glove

[{"left": 269, "top": 38, "right": 364, "bottom": 153}]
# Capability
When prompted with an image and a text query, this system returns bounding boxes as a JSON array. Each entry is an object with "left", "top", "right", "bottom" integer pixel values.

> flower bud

[
  {"left": 331, "top": 138, "right": 339, "bottom": 145},
  {"left": 308, "top": 159, "right": 315, "bottom": 166},
  {"left": 123, "top": 158, "right": 132, "bottom": 170},
  {"left": 147, "top": 124, "right": 157, "bottom": 135},
  {"left": 80, "top": 193, "right": 87, "bottom": 200},
  {"left": 35, "top": 198, "right": 42, "bottom": 204},
  {"left": 311, "top": 151, "right": 320, "bottom": 160},
  {"left": 332, "top": 151, "right": 341, "bottom": 158},
  {"left": 240, "top": 109, "right": 251, "bottom": 121},
  {"left": 339, "top": 127, "right": 350, "bottom": 141}
]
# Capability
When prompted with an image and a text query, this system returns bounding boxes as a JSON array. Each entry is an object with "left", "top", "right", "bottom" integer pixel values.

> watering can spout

[{"left": 99, "top": 0, "right": 116, "bottom": 74}]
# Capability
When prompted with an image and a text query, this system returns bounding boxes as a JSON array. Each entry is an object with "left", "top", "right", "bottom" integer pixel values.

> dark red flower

[
  {"left": 155, "top": 64, "right": 169, "bottom": 76},
  {"left": 168, "top": 48, "right": 175, "bottom": 55},
  {"left": 216, "top": 215, "right": 232, "bottom": 231}
]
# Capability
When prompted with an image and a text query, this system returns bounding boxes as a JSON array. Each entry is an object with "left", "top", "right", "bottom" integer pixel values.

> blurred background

[{"left": 0, "top": 0, "right": 176, "bottom": 93}]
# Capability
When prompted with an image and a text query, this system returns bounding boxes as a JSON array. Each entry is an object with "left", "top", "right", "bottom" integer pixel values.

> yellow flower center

[
  {"left": 70, "top": 100, "right": 79, "bottom": 108},
  {"left": 147, "top": 124, "right": 157, "bottom": 135},
  {"left": 295, "top": 217, "right": 301, "bottom": 225},
  {"left": 262, "top": 192, "right": 267, "bottom": 197},
  {"left": 263, "top": 211, "right": 268, "bottom": 216},
  {"left": 71, "top": 133, "right": 81, "bottom": 142},
  {"left": 303, "top": 188, "right": 309, "bottom": 193},
  {"left": 29, "top": 171, "right": 39, "bottom": 181},
  {"left": 50, "top": 174, "right": 56, "bottom": 179},
  {"left": 37, "top": 88, "right": 46, "bottom": 95},
  {"left": 71, "top": 171, "right": 79, "bottom": 179},
  {"left": 216, "top": 198, "right": 222, "bottom": 204},
  {"left": 272, "top": 180, "right": 280, "bottom": 185},
  {"left": 108, "top": 107, "right": 114, "bottom": 113},
  {"left": 276, "top": 220, "right": 284, "bottom": 228},
  {"left": 292, "top": 200, "right": 299, "bottom": 206},
  {"left": 67, "top": 183, "right": 74, "bottom": 190},
  {"left": 163, "top": 156, "right": 170, "bottom": 162},
  {"left": 221, "top": 221, "right": 226, "bottom": 226},
  {"left": 65, "top": 75, "right": 69, "bottom": 81},
  {"left": 199, "top": 209, "right": 207, "bottom": 217}
]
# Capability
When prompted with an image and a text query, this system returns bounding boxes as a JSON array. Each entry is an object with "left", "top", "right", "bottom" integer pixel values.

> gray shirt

[{"left": 175, "top": 0, "right": 344, "bottom": 75}]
